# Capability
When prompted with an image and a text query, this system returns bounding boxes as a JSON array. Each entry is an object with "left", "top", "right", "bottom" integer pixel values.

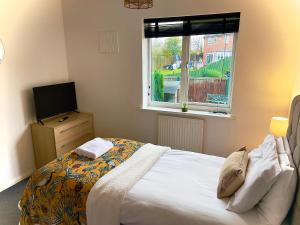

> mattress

[{"left": 120, "top": 150, "right": 268, "bottom": 225}]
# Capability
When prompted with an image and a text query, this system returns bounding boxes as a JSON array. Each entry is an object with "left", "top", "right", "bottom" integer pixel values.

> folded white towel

[{"left": 75, "top": 138, "right": 114, "bottom": 159}]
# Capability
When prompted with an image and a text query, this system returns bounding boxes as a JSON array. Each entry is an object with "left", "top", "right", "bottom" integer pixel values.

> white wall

[
  {"left": 292, "top": 60, "right": 300, "bottom": 99},
  {"left": 0, "top": 0, "right": 68, "bottom": 191},
  {"left": 61, "top": 0, "right": 300, "bottom": 157},
  {"left": 1, "top": 0, "right": 300, "bottom": 191}
]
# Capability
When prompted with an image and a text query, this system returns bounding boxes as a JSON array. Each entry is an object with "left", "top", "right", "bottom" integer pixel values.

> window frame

[
  {"left": 146, "top": 33, "right": 238, "bottom": 113},
  {"left": 206, "top": 53, "right": 214, "bottom": 64}
]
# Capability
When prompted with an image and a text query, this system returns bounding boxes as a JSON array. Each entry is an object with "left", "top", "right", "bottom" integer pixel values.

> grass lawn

[{"left": 160, "top": 69, "right": 181, "bottom": 76}]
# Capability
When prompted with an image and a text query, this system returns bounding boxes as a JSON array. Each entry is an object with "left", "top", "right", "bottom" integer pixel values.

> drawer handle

[
  {"left": 60, "top": 133, "right": 92, "bottom": 149},
  {"left": 59, "top": 121, "right": 89, "bottom": 134}
]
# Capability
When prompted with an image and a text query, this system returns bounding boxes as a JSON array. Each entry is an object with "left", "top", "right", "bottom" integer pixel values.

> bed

[
  {"left": 20, "top": 96, "right": 300, "bottom": 225},
  {"left": 120, "top": 150, "right": 263, "bottom": 225}
]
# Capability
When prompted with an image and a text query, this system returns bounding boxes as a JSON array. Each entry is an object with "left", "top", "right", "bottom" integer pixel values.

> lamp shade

[
  {"left": 124, "top": 0, "right": 153, "bottom": 9},
  {"left": 269, "top": 117, "right": 288, "bottom": 137}
]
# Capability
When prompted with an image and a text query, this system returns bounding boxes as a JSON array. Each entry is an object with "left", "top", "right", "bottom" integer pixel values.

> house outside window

[
  {"left": 143, "top": 13, "right": 240, "bottom": 113},
  {"left": 225, "top": 33, "right": 232, "bottom": 44},
  {"left": 207, "top": 36, "right": 217, "bottom": 44}
]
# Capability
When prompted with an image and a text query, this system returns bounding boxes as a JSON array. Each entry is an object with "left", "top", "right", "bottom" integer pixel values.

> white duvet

[
  {"left": 120, "top": 150, "right": 268, "bottom": 225},
  {"left": 87, "top": 146, "right": 269, "bottom": 225},
  {"left": 87, "top": 144, "right": 170, "bottom": 225}
]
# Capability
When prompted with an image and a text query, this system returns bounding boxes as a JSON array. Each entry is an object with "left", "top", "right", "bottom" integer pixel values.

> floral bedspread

[{"left": 20, "top": 138, "right": 144, "bottom": 225}]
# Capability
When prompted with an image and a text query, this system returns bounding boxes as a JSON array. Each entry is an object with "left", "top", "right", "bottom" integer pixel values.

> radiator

[{"left": 158, "top": 115, "right": 204, "bottom": 152}]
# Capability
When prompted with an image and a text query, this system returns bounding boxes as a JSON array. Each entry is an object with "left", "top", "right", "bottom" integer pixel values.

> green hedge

[
  {"left": 152, "top": 70, "right": 164, "bottom": 101},
  {"left": 158, "top": 57, "right": 232, "bottom": 79}
]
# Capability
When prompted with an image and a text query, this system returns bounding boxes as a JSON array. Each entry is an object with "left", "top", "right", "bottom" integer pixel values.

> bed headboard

[{"left": 287, "top": 95, "right": 300, "bottom": 225}]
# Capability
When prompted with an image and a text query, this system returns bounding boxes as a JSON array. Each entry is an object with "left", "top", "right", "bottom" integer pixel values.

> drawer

[
  {"left": 56, "top": 132, "right": 94, "bottom": 157},
  {"left": 55, "top": 119, "right": 93, "bottom": 144}
]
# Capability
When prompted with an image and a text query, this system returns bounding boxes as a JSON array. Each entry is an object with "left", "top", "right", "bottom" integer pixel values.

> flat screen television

[{"left": 33, "top": 82, "right": 78, "bottom": 121}]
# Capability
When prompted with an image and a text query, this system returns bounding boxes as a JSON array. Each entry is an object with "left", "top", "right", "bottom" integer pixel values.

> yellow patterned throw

[{"left": 20, "top": 138, "right": 144, "bottom": 225}]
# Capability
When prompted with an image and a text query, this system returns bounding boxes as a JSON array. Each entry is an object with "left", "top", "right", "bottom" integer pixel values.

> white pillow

[
  {"left": 257, "top": 137, "right": 297, "bottom": 225},
  {"left": 276, "top": 136, "right": 286, "bottom": 154},
  {"left": 227, "top": 135, "right": 281, "bottom": 213},
  {"left": 248, "top": 135, "right": 277, "bottom": 161}
]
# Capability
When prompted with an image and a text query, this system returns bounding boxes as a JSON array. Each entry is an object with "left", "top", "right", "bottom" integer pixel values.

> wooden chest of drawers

[{"left": 31, "top": 112, "right": 94, "bottom": 168}]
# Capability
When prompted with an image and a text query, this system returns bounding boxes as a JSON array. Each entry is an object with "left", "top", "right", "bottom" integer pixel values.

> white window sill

[{"left": 141, "top": 106, "right": 233, "bottom": 119}]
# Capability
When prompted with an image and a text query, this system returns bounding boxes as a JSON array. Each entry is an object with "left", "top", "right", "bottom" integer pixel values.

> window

[
  {"left": 150, "top": 37, "right": 182, "bottom": 103},
  {"left": 144, "top": 13, "right": 240, "bottom": 113},
  {"left": 225, "top": 33, "right": 232, "bottom": 44},
  {"left": 207, "top": 36, "right": 217, "bottom": 44},
  {"left": 206, "top": 54, "right": 214, "bottom": 64}
]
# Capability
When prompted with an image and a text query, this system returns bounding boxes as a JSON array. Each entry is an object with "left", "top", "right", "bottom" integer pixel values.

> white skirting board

[
  {"left": 158, "top": 115, "right": 204, "bottom": 153},
  {"left": 0, "top": 169, "right": 33, "bottom": 192}
]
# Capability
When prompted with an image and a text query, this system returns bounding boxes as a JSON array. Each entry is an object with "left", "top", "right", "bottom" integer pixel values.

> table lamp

[{"left": 269, "top": 117, "right": 288, "bottom": 137}]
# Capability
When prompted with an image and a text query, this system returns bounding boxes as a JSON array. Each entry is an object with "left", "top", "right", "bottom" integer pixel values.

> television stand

[
  {"left": 31, "top": 112, "right": 94, "bottom": 168},
  {"left": 58, "top": 116, "right": 69, "bottom": 123}
]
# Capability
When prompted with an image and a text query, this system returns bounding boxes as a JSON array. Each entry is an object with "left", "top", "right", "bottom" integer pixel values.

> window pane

[
  {"left": 151, "top": 37, "right": 182, "bottom": 103},
  {"left": 188, "top": 34, "right": 234, "bottom": 105}
]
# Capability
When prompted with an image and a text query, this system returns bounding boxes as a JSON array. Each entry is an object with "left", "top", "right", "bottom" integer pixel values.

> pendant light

[{"left": 124, "top": 0, "right": 153, "bottom": 9}]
